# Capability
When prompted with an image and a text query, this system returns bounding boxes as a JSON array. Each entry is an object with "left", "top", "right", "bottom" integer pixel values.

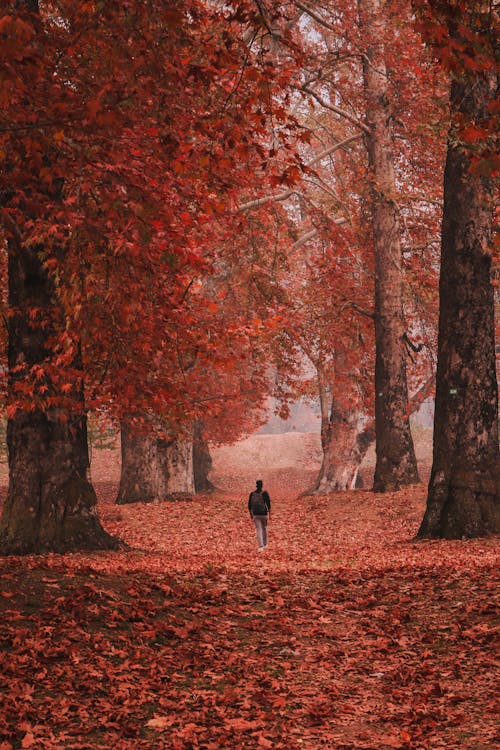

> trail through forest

[{"left": 0, "top": 435, "right": 498, "bottom": 749}]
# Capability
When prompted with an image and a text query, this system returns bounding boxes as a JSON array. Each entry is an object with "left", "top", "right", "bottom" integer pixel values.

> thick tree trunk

[
  {"left": 193, "top": 421, "right": 214, "bottom": 493},
  {"left": 0, "top": 0, "right": 119, "bottom": 554},
  {"left": 0, "top": 244, "right": 119, "bottom": 555},
  {"left": 166, "top": 437, "right": 194, "bottom": 495},
  {"left": 116, "top": 423, "right": 170, "bottom": 504},
  {"left": 359, "top": 0, "right": 419, "bottom": 492},
  {"left": 117, "top": 423, "right": 194, "bottom": 504},
  {"left": 308, "top": 362, "right": 375, "bottom": 492},
  {"left": 312, "top": 402, "right": 375, "bottom": 492},
  {"left": 418, "top": 69, "right": 500, "bottom": 538}
]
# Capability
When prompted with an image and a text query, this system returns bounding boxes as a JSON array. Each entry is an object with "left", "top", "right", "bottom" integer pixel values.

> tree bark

[
  {"left": 418, "top": 64, "right": 500, "bottom": 538},
  {"left": 166, "top": 437, "right": 194, "bottom": 495},
  {"left": 117, "top": 423, "right": 194, "bottom": 504},
  {"left": 0, "top": 0, "right": 120, "bottom": 555},
  {"left": 0, "top": 243, "right": 119, "bottom": 555},
  {"left": 359, "top": 0, "right": 419, "bottom": 491},
  {"left": 307, "top": 363, "right": 375, "bottom": 492},
  {"left": 193, "top": 421, "right": 214, "bottom": 493},
  {"left": 116, "top": 423, "right": 170, "bottom": 504},
  {"left": 312, "top": 401, "right": 375, "bottom": 492},
  {"left": 310, "top": 373, "right": 434, "bottom": 493}
]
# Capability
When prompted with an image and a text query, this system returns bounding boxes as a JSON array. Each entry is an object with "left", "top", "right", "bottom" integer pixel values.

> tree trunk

[
  {"left": 116, "top": 423, "right": 170, "bottom": 504},
  {"left": 418, "top": 65, "right": 500, "bottom": 538},
  {"left": 310, "top": 372, "right": 435, "bottom": 494},
  {"left": 0, "top": 244, "right": 119, "bottom": 555},
  {"left": 359, "top": 0, "right": 419, "bottom": 491},
  {"left": 193, "top": 421, "right": 214, "bottom": 493},
  {"left": 117, "top": 423, "right": 194, "bottom": 504},
  {"left": 0, "top": 0, "right": 119, "bottom": 555},
  {"left": 166, "top": 437, "right": 194, "bottom": 495},
  {"left": 311, "top": 401, "right": 375, "bottom": 492}
]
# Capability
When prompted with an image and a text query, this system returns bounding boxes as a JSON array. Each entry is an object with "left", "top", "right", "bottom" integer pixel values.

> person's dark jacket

[{"left": 248, "top": 489, "right": 271, "bottom": 517}]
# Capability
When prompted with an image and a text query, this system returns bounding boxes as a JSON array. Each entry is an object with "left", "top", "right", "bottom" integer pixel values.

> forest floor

[{"left": 0, "top": 433, "right": 498, "bottom": 750}]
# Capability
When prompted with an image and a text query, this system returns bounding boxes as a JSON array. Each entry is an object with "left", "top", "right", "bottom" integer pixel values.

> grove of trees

[{"left": 0, "top": 0, "right": 498, "bottom": 554}]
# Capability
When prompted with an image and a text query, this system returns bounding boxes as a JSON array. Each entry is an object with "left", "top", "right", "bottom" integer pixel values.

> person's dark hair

[{"left": 256, "top": 479, "right": 263, "bottom": 489}]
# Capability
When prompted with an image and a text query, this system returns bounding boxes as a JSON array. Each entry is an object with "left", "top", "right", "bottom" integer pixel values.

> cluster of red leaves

[
  {"left": 0, "top": 468, "right": 497, "bottom": 749},
  {"left": 0, "top": 0, "right": 304, "bottom": 426}
]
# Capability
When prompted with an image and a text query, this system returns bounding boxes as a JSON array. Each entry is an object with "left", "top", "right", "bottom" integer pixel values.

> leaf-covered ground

[{"left": 0, "top": 466, "right": 498, "bottom": 750}]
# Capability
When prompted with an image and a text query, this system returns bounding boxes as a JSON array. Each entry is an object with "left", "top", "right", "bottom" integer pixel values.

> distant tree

[
  {"left": 116, "top": 421, "right": 194, "bottom": 505},
  {"left": 358, "top": 0, "right": 420, "bottom": 490},
  {"left": 250, "top": 0, "right": 442, "bottom": 492},
  {"left": 193, "top": 421, "right": 215, "bottom": 493}
]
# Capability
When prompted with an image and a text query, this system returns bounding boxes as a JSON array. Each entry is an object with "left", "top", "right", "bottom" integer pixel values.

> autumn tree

[
  {"left": 416, "top": 0, "right": 500, "bottom": 538},
  {"left": 0, "top": 1, "right": 119, "bottom": 553},
  {"left": 239, "top": 1, "right": 442, "bottom": 492},
  {"left": 357, "top": 0, "right": 420, "bottom": 490},
  {"left": 270, "top": 220, "right": 376, "bottom": 492},
  {"left": 114, "top": 118, "right": 303, "bottom": 504},
  {"left": 0, "top": 1, "right": 302, "bottom": 550},
  {"left": 115, "top": 304, "right": 274, "bottom": 504},
  {"left": 242, "top": 0, "right": 442, "bottom": 492}
]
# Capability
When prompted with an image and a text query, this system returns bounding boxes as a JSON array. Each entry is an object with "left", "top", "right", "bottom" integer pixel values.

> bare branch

[
  {"left": 237, "top": 134, "right": 362, "bottom": 212},
  {"left": 307, "top": 133, "right": 363, "bottom": 166},
  {"left": 339, "top": 299, "right": 375, "bottom": 320},
  {"left": 403, "top": 331, "right": 425, "bottom": 354},
  {"left": 301, "top": 86, "right": 370, "bottom": 134},
  {"left": 290, "top": 218, "right": 348, "bottom": 250},
  {"left": 293, "top": 1, "right": 337, "bottom": 31},
  {"left": 291, "top": 228, "right": 319, "bottom": 249},
  {"left": 238, "top": 188, "right": 297, "bottom": 212}
]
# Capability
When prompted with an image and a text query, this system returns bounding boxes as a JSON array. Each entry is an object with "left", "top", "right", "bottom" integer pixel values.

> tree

[
  {"left": 358, "top": 0, "right": 420, "bottom": 490},
  {"left": 416, "top": 0, "right": 500, "bottom": 538},
  {"left": 117, "top": 421, "right": 194, "bottom": 504},
  {"left": 113, "top": 203, "right": 291, "bottom": 503},
  {"left": 2, "top": 241, "right": 119, "bottom": 552},
  {"left": 0, "top": 2, "right": 119, "bottom": 553},
  {"left": 250, "top": 0, "right": 441, "bottom": 492},
  {"left": 0, "top": 0, "right": 302, "bottom": 551},
  {"left": 193, "top": 420, "right": 215, "bottom": 493},
  {"left": 273, "top": 231, "right": 376, "bottom": 493}
]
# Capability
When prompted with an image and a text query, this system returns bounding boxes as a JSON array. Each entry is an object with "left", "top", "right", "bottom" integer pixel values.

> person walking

[{"left": 248, "top": 479, "right": 271, "bottom": 551}]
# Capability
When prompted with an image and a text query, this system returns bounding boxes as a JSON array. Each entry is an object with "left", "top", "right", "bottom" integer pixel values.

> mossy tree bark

[
  {"left": 359, "top": 0, "right": 419, "bottom": 491},
  {"left": 418, "top": 59, "right": 500, "bottom": 538}
]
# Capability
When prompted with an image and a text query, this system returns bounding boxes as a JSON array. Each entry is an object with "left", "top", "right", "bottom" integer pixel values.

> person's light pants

[{"left": 253, "top": 516, "right": 268, "bottom": 548}]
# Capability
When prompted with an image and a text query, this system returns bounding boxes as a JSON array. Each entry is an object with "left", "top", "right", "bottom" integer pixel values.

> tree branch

[
  {"left": 238, "top": 188, "right": 298, "bottom": 212},
  {"left": 307, "top": 133, "right": 363, "bottom": 166},
  {"left": 403, "top": 332, "right": 425, "bottom": 353},
  {"left": 290, "top": 219, "right": 348, "bottom": 250},
  {"left": 301, "top": 86, "right": 370, "bottom": 134},
  {"left": 339, "top": 300, "right": 375, "bottom": 320},
  {"left": 293, "top": 1, "right": 337, "bottom": 31},
  {"left": 237, "top": 134, "right": 362, "bottom": 212}
]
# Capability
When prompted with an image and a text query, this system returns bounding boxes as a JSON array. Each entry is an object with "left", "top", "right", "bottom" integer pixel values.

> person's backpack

[{"left": 250, "top": 490, "right": 268, "bottom": 515}]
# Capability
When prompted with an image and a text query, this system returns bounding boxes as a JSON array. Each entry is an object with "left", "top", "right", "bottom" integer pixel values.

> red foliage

[
  {"left": 413, "top": 0, "right": 499, "bottom": 176},
  {"left": 0, "top": 0, "right": 304, "bottom": 424},
  {"left": 0, "top": 460, "right": 497, "bottom": 749}
]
